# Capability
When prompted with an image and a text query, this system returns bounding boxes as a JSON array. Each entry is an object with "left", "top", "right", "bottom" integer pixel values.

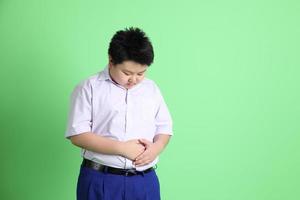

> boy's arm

[
  {"left": 133, "top": 134, "right": 172, "bottom": 167},
  {"left": 153, "top": 134, "right": 171, "bottom": 154},
  {"left": 69, "top": 132, "right": 145, "bottom": 160}
]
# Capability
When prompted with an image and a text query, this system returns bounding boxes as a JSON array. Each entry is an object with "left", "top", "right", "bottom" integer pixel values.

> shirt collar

[
  {"left": 97, "top": 64, "right": 112, "bottom": 81},
  {"left": 97, "top": 64, "right": 145, "bottom": 91}
]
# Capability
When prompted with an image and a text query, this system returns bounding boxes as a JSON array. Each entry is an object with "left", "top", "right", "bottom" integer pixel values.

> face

[{"left": 108, "top": 59, "right": 148, "bottom": 89}]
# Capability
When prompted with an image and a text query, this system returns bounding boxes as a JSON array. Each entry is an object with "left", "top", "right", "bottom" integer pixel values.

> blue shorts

[{"left": 76, "top": 165, "right": 161, "bottom": 200}]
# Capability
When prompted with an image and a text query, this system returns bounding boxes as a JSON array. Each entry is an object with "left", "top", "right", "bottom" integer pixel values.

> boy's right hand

[{"left": 121, "top": 139, "right": 146, "bottom": 160}]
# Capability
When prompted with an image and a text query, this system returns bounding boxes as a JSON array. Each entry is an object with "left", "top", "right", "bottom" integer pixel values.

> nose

[{"left": 130, "top": 76, "right": 137, "bottom": 84}]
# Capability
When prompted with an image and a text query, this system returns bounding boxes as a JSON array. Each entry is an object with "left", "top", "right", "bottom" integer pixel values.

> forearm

[
  {"left": 69, "top": 132, "right": 123, "bottom": 156},
  {"left": 152, "top": 134, "right": 171, "bottom": 155}
]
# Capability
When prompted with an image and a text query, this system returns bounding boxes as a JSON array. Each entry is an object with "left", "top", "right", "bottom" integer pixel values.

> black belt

[{"left": 81, "top": 158, "right": 154, "bottom": 176}]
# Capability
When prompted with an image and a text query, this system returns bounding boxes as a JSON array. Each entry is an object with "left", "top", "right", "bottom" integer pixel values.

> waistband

[{"left": 81, "top": 158, "right": 154, "bottom": 176}]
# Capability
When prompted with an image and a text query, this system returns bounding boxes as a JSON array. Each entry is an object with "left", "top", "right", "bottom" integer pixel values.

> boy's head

[
  {"left": 108, "top": 27, "right": 154, "bottom": 66},
  {"left": 108, "top": 27, "right": 154, "bottom": 89}
]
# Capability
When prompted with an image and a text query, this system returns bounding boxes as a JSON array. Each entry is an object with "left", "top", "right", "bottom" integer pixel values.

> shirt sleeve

[
  {"left": 65, "top": 80, "right": 92, "bottom": 139},
  {"left": 154, "top": 87, "right": 173, "bottom": 136}
]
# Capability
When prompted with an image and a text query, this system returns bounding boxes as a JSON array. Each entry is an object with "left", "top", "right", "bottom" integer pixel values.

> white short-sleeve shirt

[{"left": 65, "top": 65, "right": 173, "bottom": 171}]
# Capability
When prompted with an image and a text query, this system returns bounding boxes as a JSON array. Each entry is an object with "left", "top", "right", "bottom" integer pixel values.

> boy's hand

[
  {"left": 122, "top": 139, "right": 146, "bottom": 160},
  {"left": 133, "top": 139, "right": 160, "bottom": 167}
]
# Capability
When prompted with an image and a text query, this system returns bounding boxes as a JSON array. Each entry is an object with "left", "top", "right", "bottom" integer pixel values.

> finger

[
  {"left": 135, "top": 155, "right": 151, "bottom": 165},
  {"left": 135, "top": 153, "right": 145, "bottom": 162},
  {"left": 138, "top": 139, "right": 147, "bottom": 145},
  {"left": 135, "top": 149, "right": 150, "bottom": 161},
  {"left": 134, "top": 156, "right": 145, "bottom": 164},
  {"left": 138, "top": 139, "right": 151, "bottom": 147},
  {"left": 135, "top": 152, "right": 145, "bottom": 161},
  {"left": 136, "top": 159, "right": 150, "bottom": 167},
  {"left": 134, "top": 159, "right": 145, "bottom": 166},
  {"left": 139, "top": 138, "right": 151, "bottom": 143}
]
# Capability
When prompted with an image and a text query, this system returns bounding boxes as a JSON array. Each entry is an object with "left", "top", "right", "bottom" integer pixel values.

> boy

[{"left": 65, "top": 27, "right": 173, "bottom": 200}]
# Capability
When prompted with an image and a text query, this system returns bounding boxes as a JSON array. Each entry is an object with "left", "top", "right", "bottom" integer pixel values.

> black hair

[{"left": 108, "top": 27, "right": 154, "bottom": 66}]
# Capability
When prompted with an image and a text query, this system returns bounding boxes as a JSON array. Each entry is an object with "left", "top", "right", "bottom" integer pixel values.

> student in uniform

[{"left": 65, "top": 27, "right": 173, "bottom": 200}]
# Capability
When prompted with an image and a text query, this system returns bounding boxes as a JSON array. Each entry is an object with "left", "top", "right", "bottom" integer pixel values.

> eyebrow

[{"left": 123, "top": 69, "right": 147, "bottom": 74}]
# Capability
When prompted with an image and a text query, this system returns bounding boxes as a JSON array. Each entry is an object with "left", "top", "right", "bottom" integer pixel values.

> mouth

[{"left": 126, "top": 84, "right": 135, "bottom": 88}]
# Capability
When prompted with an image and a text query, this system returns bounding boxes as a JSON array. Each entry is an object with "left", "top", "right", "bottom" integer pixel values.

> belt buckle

[{"left": 125, "top": 169, "right": 137, "bottom": 176}]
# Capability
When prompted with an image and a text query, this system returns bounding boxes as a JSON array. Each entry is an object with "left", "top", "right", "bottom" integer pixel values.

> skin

[
  {"left": 134, "top": 134, "right": 171, "bottom": 167},
  {"left": 70, "top": 132, "right": 146, "bottom": 161},
  {"left": 108, "top": 56, "right": 148, "bottom": 90},
  {"left": 70, "top": 56, "right": 171, "bottom": 167}
]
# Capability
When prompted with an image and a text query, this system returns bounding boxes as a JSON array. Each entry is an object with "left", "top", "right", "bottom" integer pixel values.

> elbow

[
  {"left": 69, "top": 135, "right": 80, "bottom": 146},
  {"left": 68, "top": 132, "right": 90, "bottom": 147}
]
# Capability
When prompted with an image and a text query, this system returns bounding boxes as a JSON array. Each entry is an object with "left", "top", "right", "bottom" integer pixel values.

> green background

[{"left": 1, "top": 0, "right": 300, "bottom": 199}]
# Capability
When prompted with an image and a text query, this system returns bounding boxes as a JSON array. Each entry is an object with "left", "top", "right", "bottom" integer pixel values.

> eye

[
  {"left": 123, "top": 72, "right": 130, "bottom": 76},
  {"left": 137, "top": 73, "right": 144, "bottom": 76}
]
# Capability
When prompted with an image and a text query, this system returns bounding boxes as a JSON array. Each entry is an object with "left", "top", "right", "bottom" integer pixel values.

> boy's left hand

[{"left": 133, "top": 139, "right": 159, "bottom": 167}]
